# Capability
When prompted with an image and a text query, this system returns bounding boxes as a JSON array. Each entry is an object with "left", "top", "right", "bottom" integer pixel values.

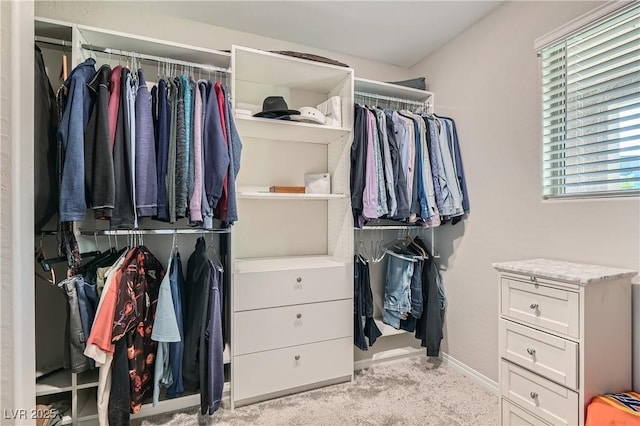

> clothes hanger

[{"left": 206, "top": 233, "right": 223, "bottom": 271}]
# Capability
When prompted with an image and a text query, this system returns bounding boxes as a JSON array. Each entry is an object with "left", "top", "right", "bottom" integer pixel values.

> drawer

[
  {"left": 234, "top": 263, "right": 351, "bottom": 311},
  {"left": 234, "top": 299, "right": 352, "bottom": 355},
  {"left": 500, "top": 319, "right": 578, "bottom": 389},
  {"left": 502, "top": 399, "right": 551, "bottom": 426},
  {"left": 501, "top": 360, "right": 578, "bottom": 426},
  {"left": 233, "top": 337, "right": 352, "bottom": 402},
  {"left": 501, "top": 278, "right": 579, "bottom": 339}
]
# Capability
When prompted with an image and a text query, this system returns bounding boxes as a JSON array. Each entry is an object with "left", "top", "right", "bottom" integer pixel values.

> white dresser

[{"left": 493, "top": 259, "right": 636, "bottom": 426}]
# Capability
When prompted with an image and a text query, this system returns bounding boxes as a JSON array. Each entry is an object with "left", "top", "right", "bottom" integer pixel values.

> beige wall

[
  {"left": 34, "top": 1, "right": 411, "bottom": 82},
  {"left": 411, "top": 0, "right": 640, "bottom": 384}
]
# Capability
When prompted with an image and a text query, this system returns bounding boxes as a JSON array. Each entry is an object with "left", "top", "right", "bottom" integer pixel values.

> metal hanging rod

[
  {"left": 354, "top": 91, "right": 431, "bottom": 108},
  {"left": 80, "top": 43, "right": 230, "bottom": 74},
  {"left": 35, "top": 35, "right": 71, "bottom": 48},
  {"left": 80, "top": 228, "right": 231, "bottom": 236},
  {"left": 355, "top": 225, "right": 431, "bottom": 230}
]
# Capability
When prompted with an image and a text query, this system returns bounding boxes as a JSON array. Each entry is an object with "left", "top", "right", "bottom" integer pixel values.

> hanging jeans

[
  {"left": 58, "top": 276, "right": 90, "bottom": 373},
  {"left": 383, "top": 250, "right": 415, "bottom": 329},
  {"left": 75, "top": 275, "right": 99, "bottom": 369},
  {"left": 400, "top": 259, "right": 424, "bottom": 332}
]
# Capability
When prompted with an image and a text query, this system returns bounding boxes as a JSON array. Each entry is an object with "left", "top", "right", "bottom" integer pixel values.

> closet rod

[
  {"left": 80, "top": 43, "right": 230, "bottom": 74},
  {"left": 354, "top": 91, "right": 430, "bottom": 108},
  {"left": 355, "top": 226, "right": 430, "bottom": 230},
  {"left": 80, "top": 228, "right": 231, "bottom": 236},
  {"left": 34, "top": 35, "right": 71, "bottom": 48}
]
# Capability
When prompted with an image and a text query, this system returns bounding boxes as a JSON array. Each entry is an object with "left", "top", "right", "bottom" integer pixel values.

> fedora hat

[{"left": 253, "top": 96, "right": 300, "bottom": 118}]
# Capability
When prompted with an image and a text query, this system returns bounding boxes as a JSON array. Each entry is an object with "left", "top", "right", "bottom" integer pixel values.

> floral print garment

[{"left": 112, "top": 246, "right": 165, "bottom": 414}]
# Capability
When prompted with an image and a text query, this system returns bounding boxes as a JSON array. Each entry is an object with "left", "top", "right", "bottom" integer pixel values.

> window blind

[{"left": 541, "top": 4, "right": 640, "bottom": 198}]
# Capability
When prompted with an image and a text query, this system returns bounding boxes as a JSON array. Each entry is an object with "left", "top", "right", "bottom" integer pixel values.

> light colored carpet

[{"left": 132, "top": 357, "right": 499, "bottom": 425}]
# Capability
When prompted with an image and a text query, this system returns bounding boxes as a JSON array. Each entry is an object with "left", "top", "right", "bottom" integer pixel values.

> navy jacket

[{"left": 58, "top": 58, "right": 96, "bottom": 221}]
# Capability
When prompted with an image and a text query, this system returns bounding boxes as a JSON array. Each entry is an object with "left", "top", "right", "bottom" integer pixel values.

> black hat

[{"left": 253, "top": 96, "right": 300, "bottom": 119}]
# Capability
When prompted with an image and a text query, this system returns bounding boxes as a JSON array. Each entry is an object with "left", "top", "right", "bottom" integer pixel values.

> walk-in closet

[{"left": 2, "top": 2, "right": 638, "bottom": 426}]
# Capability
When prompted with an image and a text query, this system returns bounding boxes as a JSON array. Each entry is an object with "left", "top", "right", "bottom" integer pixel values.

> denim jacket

[{"left": 58, "top": 58, "right": 96, "bottom": 221}]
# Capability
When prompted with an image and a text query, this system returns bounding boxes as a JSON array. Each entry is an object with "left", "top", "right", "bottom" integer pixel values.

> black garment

[
  {"left": 351, "top": 105, "right": 368, "bottom": 225},
  {"left": 354, "top": 256, "right": 381, "bottom": 350},
  {"left": 385, "top": 110, "right": 410, "bottom": 220},
  {"left": 413, "top": 240, "right": 444, "bottom": 357},
  {"left": 109, "top": 338, "right": 131, "bottom": 426},
  {"left": 34, "top": 44, "right": 59, "bottom": 232},
  {"left": 175, "top": 77, "right": 188, "bottom": 218},
  {"left": 111, "top": 68, "right": 135, "bottom": 229},
  {"left": 183, "top": 237, "right": 212, "bottom": 392},
  {"left": 84, "top": 64, "right": 115, "bottom": 219},
  {"left": 154, "top": 79, "right": 170, "bottom": 222}
]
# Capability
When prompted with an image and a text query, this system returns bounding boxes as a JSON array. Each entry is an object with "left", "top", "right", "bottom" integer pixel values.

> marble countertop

[{"left": 492, "top": 258, "right": 637, "bottom": 285}]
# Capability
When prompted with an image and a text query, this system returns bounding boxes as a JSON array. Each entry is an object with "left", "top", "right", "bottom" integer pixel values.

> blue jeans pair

[{"left": 383, "top": 251, "right": 415, "bottom": 329}]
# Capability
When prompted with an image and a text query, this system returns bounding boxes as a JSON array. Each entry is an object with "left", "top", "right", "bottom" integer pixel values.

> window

[{"left": 540, "top": 4, "right": 639, "bottom": 198}]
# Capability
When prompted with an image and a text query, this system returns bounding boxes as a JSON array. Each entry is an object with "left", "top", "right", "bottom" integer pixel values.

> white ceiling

[{"left": 144, "top": 1, "right": 504, "bottom": 68}]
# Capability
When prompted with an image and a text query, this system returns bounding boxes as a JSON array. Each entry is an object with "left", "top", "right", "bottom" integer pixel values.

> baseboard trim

[
  {"left": 440, "top": 352, "right": 499, "bottom": 395},
  {"left": 354, "top": 347, "right": 425, "bottom": 371}
]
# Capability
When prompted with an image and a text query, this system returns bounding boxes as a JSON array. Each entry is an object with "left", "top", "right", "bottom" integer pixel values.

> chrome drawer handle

[
  {"left": 296, "top": 277, "right": 302, "bottom": 283},
  {"left": 296, "top": 313, "right": 302, "bottom": 319},
  {"left": 530, "top": 303, "right": 539, "bottom": 309},
  {"left": 294, "top": 355, "right": 301, "bottom": 361},
  {"left": 530, "top": 392, "right": 538, "bottom": 399},
  {"left": 527, "top": 348, "right": 536, "bottom": 355}
]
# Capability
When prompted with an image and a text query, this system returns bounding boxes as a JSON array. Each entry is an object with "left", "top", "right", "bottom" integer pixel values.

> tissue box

[{"left": 304, "top": 173, "right": 330, "bottom": 194}]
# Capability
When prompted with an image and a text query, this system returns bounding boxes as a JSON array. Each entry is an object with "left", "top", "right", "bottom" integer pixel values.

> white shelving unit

[
  {"left": 34, "top": 16, "right": 234, "bottom": 425},
  {"left": 231, "top": 46, "right": 354, "bottom": 408},
  {"left": 352, "top": 79, "right": 437, "bottom": 343}
]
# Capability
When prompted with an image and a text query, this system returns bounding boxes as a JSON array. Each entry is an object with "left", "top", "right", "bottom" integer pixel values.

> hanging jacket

[
  {"left": 84, "top": 64, "right": 115, "bottom": 220},
  {"left": 135, "top": 68, "right": 158, "bottom": 218},
  {"left": 204, "top": 260, "right": 224, "bottom": 415},
  {"left": 107, "top": 65, "right": 122, "bottom": 148},
  {"left": 189, "top": 79, "right": 204, "bottom": 224},
  {"left": 155, "top": 79, "right": 170, "bottom": 222},
  {"left": 175, "top": 77, "right": 188, "bottom": 218},
  {"left": 384, "top": 110, "right": 410, "bottom": 220},
  {"left": 213, "top": 82, "right": 230, "bottom": 222},
  {"left": 58, "top": 58, "right": 96, "bottom": 222},
  {"left": 183, "top": 237, "right": 212, "bottom": 392},
  {"left": 203, "top": 82, "right": 230, "bottom": 214},
  {"left": 111, "top": 245, "right": 164, "bottom": 414},
  {"left": 34, "top": 44, "right": 59, "bottom": 231},
  {"left": 111, "top": 67, "right": 135, "bottom": 229},
  {"left": 351, "top": 105, "right": 368, "bottom": 226},
  {"left": 440, "top": 116, "right": 470, "bottom": 223},
  {"left": 219, "top": 85, "right": 242, "bottom": 223}
]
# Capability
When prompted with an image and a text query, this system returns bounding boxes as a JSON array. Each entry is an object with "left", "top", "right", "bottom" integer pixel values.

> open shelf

[
  {"left": 235, "top": 255, "right": 346, "bottom": 273},
  {"left": 36, "top": 370, "right": 73, "bottom": 396},
  {"left": 77, "top": 24, "right": 230, "bottom": 69},
  {"left": 374, "top": 318, "right": 409, "bottom": 337},
  {"left": 233, "top": 46, "right": 352, "bottom": 91},
  {"left": 354, "top": 77, "right": 433, "bottom": 101},
  {"left": 237, "top": 188, "right": 345, "bottom": 200},
  {"left": 235, "top": 116, "right": 350, "bottom": 144}
]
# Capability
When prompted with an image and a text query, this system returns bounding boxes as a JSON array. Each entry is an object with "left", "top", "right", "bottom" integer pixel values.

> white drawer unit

[
  {"left": 234, "top": 258, "right": 350, "bottom": 311},
  {"left": 501, "top": 360, "right": 579, "bottom": 426},
  {"left": 232, "top": 257, "right": 353, "bottom": 407},
  {"left": 494, "top": 259, "right": 635, "bottom": 426},
  {"left": 233, "top": 337, "right": 352, "bottom": 402},
  {"left": 500, "top": 319, "right": 578, "bottom": 389},
  {"left": 502, "top": 399, "right": 550, "bottom": 426},
  {"left": 234, "top": 299, "right": 352, "bottom": 355}
]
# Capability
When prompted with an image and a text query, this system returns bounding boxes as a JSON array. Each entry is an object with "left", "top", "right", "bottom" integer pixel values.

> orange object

[
  {"left": 269, "top": 185, "right": 305, "bottom": 193},
  {"left": 586, "top": 392, "right": 640, "bottom": 426}
]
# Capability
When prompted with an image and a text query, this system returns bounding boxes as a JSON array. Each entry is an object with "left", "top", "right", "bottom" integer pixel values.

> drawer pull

[
  {"left": 529, "top": 303, "right": 539, "bottom": 309},
  {"left": 530, "top": 276, "right": 537, "bottom": 282},
  {"left": 296, "top": 313, "right": 302, "bottom": 319},
  {"left": 294, "top": 355, "right": 301, "bottom": 361},
  {"left": 296, "top": 277, "right": 302, "bottom": 283},
  {"left": 529, "top": 392, "right": 538, "bottom": 399},
  {"left": 526, "top": 348, "right": 536, "bottom": 355}
]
